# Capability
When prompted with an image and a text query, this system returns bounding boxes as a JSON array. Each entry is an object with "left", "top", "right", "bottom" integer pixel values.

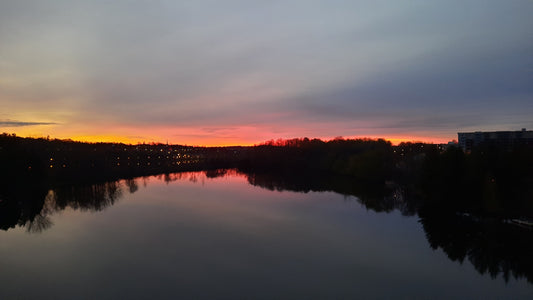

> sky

[{"left": 1, "top": 0, "right": 532, "bottom": 146}]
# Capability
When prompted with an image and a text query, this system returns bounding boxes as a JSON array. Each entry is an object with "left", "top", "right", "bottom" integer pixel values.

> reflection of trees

[
  {"left": 25, "top": 213, "right": 53, "bottom": 233},
  {"left": 0, "top": 171, "right": 235, "bottom": 233},
  {"left": 239, "top": 169, "right": 533, "bottom": 284},
  {"left": 0, "top": 180, "right": 128, "bottom": 232},
  {"left": 125, "top": 179, "right": 138, "bottom": 193},
  {"left": 419, "top": 210, "right": 533, "bottom": 283},
  {"left": 204, "top": 169, "right": 228, "bottom": 178},
  {"left": 23, "top": 191, "right": 57, "bottom": 233},
  {"left": 0, "top": 183, "right": 49, "bottom": 232},
  {"left": 242, "top": 170, "right": 418, "bottom": 216},
  {"left": 50, "top": 181, "right": 123, "bottom": 212}
]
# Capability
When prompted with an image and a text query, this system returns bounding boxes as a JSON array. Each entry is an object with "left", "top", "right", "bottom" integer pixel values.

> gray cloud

[{"left": 0, "top": 120, "right": 57, "bottom": 127}]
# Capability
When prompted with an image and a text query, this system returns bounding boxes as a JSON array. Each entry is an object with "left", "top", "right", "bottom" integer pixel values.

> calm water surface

[{"left": 1, "top": 171, "right": 532, "bottom": 299}]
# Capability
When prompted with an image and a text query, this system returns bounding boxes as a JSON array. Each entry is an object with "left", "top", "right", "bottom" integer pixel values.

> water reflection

[
  {"left": 1, "top": 169, "right": 532, "bottom": 286},
  {"left": 0, "top": 183, "right": 49, "bottom": 232},
  {"left": 419, "top": 210, "right": 533, "bottom": 284},
  {"left": 245, "top": 171, "right": 418, "bottom": 215},
  {"left": 246, "top": 170, "right": 533, "bottom": 284},
  {"left": 0, "top": 170, "right": 244, "bottom": 232}
]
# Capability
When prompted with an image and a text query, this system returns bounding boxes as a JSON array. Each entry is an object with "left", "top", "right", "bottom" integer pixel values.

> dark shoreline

[{"left": 2, "top": 134, "right": 533, "bottom": 219}]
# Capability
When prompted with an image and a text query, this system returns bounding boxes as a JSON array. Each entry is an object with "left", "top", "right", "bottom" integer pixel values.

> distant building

[{"left": 458, "top": 129, "right": 533, "bottom": 152}]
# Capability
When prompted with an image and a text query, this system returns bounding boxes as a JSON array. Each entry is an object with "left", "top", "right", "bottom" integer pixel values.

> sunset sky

[{"left": 1, "top": 0, "right": 532, "bottom": 146}]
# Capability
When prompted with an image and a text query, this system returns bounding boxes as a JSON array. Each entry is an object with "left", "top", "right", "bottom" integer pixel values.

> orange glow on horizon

[
  {"left": 0, "top": 117, "right": 459, "bottom": 147},
  {"left": 2, "top": 122, "right": 454, "bottom": 146},
  {"left": 5, "top": 131, "right": 452, "bottom": 146},
  {"left": 68, "top": 135, "right": 143, "bottom": 145},
  {"left": 364, "top": 136, "right": 451, "bottom": 145}
]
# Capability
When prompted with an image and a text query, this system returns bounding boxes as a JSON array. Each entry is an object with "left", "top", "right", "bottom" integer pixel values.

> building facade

[{"left": 458, "top": 129, "right": 533, "bottom": 152}]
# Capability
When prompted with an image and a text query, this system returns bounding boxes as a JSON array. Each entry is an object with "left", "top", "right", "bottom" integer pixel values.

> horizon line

[{"left": 2, "top": 132, "right": 456, "bottom": 147}]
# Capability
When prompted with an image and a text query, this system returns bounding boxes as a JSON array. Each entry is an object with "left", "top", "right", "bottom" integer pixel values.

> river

[{"left": 0, "top": 170, "right": 531, "bottom": 299}]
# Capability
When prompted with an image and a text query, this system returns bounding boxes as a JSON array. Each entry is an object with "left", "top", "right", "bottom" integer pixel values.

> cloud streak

[{"left": 0, "top": 120, "right": 57, "bottom": 127}]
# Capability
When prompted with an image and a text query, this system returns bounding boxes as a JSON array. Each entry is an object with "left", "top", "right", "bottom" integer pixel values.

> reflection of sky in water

[{"left": 1, "top": 172, "right": 532, "bottom": 299}]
